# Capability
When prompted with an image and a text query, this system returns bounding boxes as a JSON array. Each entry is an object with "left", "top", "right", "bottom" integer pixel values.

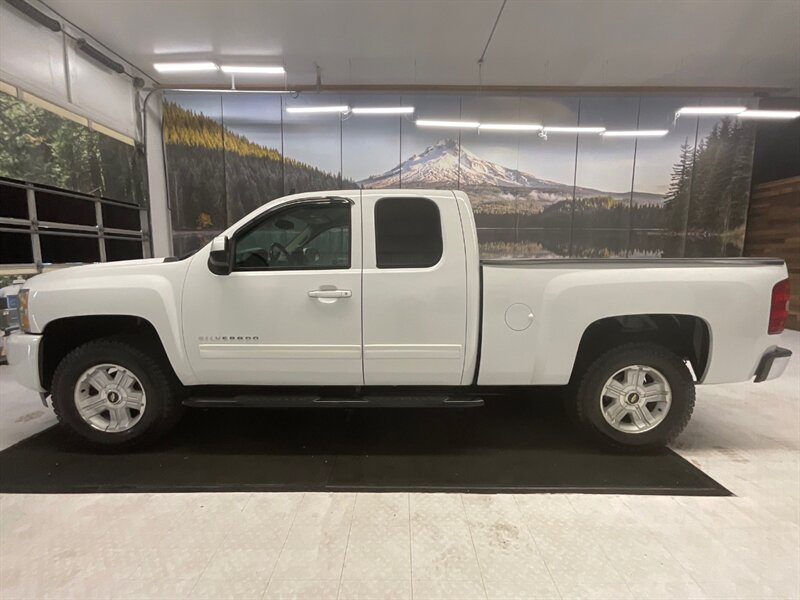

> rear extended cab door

[{"left": 360, "top": 190, "right": 469, "bottom": 385}]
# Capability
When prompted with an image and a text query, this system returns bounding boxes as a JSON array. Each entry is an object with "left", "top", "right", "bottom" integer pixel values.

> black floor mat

[{"left": 0, "top": 394, "right": 729, "bottom": 495}]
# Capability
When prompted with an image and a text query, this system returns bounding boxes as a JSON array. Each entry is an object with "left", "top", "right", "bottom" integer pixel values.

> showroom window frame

[{"left": 0, "top": 177, "right": 151, "bottom": 274}]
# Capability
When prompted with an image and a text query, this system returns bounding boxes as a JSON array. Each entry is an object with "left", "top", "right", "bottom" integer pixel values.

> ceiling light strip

[
  {"left": 153, "top": 62, "right": 219, "bottom": 73},
  {"left": 739, "top": 110, "right": 800, "bottom": 119},
  {"left": 479, "top": 123, "right": 542, "bottom": 131},
  {"left": 416, "top": 119, "right": 480, "bottom": 128},
  {"left": 602, "top": 130, "right": 669, "bottom": 137},
  {"left": 171, "top": 89, "right": 294, "bottom": 94},
  {"left": 543, "top": 126, "right": 606, "bottom": 134},
  {"left": 220, "top": 65, "right": 285, "bottom": 74},
  {"left": 351, "top": 107, "right": 415, "bottom": 114},
  {"left": 676, "top": 106, "right": 747, "bottom": 116},
  {"left": 286, "top": 105, "right": 349, "bottom": 113}
]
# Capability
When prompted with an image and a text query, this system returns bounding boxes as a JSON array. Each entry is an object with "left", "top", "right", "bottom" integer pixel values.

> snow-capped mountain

[
  {"left": 359, "top": 139, "right": 551, "bottom": 189},
  {"left": 358, "top": 139, "right": 661, "bottom": 205}
]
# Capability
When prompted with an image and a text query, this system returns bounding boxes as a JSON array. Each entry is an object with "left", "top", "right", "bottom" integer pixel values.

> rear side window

[{"left": 374, "top": 197, "right": 443, "bottom": 268}]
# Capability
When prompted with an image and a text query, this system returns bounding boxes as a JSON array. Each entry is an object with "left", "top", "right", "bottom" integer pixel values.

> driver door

[{"left": 181, "top": 195, "right": 363, "bottom": 385}]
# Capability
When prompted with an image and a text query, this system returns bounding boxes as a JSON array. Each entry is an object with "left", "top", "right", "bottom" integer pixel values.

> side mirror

[{"left": 207, "top": 235, "right": 232, "bottom": 276}]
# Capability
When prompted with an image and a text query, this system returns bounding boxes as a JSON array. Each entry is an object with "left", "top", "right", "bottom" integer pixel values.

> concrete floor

[{"left": 0, "top": 331, "right": 798, "bottom": 600}]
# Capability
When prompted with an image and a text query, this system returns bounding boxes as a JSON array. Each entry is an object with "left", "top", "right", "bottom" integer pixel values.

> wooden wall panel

[{"left": 744, "top": 176, "right": 800, "bottom": 329}]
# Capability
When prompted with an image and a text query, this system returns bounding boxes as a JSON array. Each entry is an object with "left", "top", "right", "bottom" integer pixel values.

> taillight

[{"left": 768, "top": 278, "right": 790, "bottom": 335}]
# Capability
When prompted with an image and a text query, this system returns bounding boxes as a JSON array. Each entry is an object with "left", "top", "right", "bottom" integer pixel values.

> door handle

[{"left": 308, "top": 289, "right": 352, "bottom": 299}]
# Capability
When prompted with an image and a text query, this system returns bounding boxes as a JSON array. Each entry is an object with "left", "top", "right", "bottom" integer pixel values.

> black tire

[
  {"left": 572, "top": 342, "right": 695, "bottom": 451},
  {"left": 51, "top": 337, "right": 184, "bottom": 449}
]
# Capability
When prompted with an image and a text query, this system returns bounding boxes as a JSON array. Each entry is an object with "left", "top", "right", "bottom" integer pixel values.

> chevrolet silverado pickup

[{"left": 7, "top": 189, "right": 793, "bottom": 450}]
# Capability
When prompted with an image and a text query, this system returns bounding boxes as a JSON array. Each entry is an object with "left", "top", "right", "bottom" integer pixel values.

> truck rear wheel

[
  {"left": 572, "top": 343, "right": 695, "bottom": 450},
  {"left": 51, "top": 338, "right": 183, "bottom": 449}
]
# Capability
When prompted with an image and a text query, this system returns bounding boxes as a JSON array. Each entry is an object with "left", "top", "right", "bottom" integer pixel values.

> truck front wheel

[
  {"left": 51, "top": 338, "right": 183, "bottom": 449},
  {"left": 572, "top": 343, "right": 695, "bottom": 450}
]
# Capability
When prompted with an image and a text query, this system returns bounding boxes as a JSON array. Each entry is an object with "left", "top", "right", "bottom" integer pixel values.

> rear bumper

[
  {"left": 6, "top": 333, "right": 45, "bottom": 393},
  {"left": 754, "top": 347, "right": 792, "bottom": 383}
]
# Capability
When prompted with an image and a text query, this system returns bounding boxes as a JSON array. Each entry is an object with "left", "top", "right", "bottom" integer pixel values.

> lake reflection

[{"left": 477, "top": 229, "right": 743, "bottom": 260}]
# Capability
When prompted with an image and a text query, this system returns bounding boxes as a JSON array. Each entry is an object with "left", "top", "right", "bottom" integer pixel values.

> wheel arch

[
  {"left": 570, "top": 313, "right": 711, "bottom": 384},
  {"left": 40, "top": 315, "right": 183, "bottom": 392}
]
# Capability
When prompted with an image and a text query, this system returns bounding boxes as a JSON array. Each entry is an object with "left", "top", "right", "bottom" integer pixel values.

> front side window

[
  {"left": 234, "top": 201, "right": 350, "bottom": 270},
  {"left": 375, "top": 197, "right": 443, "bottom": 268}
]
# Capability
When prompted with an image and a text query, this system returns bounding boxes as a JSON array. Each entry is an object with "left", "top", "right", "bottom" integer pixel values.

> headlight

[{"left": 18, "top": 289, "right": 31, "bottom": 333}]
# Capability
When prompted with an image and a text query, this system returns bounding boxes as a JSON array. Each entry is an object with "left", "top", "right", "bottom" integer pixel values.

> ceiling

[{"left": 43, "top": 0, "right": 800, "bottom": 93}]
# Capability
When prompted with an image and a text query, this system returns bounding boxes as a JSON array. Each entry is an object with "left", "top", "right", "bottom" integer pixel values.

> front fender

[{"left": 25, "top": 261, "right": 195, "bottom": 385}]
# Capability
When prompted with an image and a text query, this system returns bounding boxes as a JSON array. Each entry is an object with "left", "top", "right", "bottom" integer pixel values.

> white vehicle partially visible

[
  {"left": 0, "top": 278, "right": 25, "bottom": 364},
  {"left": 7, "top": 190, "right": 793, "bottom": 450}
]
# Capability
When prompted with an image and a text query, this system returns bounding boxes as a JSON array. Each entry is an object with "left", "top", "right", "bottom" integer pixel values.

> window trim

[
  {"left": 231, "top": 196, "right": 353, "bottom": 272},
  {"left": 374, "top": 196, "right": 443, "bottom": 270}
]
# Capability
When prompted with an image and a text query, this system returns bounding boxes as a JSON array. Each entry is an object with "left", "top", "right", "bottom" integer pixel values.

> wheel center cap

[
  {"left": 627, "top": 392, "right": 640, "bottom": 405},
  {"left": 107, "top": 391, "right": 121, "bottom": 405}
]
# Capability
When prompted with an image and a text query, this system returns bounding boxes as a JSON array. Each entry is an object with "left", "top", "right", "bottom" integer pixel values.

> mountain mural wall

[
  {"left": 163, "top": 100, "right": 355, "bottom": 255},
  {"left": 358, "top": 138, "right": 662, "bottom": 225},
  {"left": 360, "top": 138, "right": 660, "bottom": 203},
  {"left": 162, "top": 92, "right": 756, "bottom": 259}
]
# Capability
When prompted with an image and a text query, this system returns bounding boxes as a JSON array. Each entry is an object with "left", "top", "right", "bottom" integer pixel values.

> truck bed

[{"left": 477, "top": 256, "right": 788, "bottom": 386}]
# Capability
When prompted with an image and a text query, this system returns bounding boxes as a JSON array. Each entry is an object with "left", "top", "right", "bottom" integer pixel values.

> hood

[{"left": 23, "top": 258, "right": 185, "bottom": 290}]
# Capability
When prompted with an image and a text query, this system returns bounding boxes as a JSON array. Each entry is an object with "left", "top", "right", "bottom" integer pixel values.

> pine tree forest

[
  {"left": 162, "top": 101, "right": 355, "bottom": 233},
  {"left": 663, "top": 118, "right": 755, "bottom": 236},
  {"left": 0, "top": 93, "right": 145, "bottom": 205}
]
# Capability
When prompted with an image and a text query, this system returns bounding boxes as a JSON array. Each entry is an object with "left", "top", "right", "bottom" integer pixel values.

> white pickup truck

[{"left": 7, "top": 189, "right": 793, "bottom": 450}]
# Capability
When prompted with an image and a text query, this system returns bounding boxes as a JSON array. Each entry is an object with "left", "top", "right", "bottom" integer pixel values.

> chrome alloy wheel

[
  {"left": 600, "top": 365, "right": 671, "bottom": 434},
  {"left": 74, "top": 364, "right": 146, "bottom": 432}
]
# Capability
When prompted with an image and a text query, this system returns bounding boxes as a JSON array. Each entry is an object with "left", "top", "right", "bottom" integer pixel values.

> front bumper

[
  {"left": 6, "top": 333, "right": 45, "bottom": 393},
  {"left": 754, "top": 347, "right": 792, "bottom": 383}
]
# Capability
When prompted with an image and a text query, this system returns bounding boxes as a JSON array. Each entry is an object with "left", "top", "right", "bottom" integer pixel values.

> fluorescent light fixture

[
  {"left": 739, "top": 109, "right": 800, "bottom": 119},
  {"left": 285, "top": 105, "right": 349, "bottom": 113},
  {"left": 351, "top": 106, "right": 415, "bottom": 114},
  {"left": 220, "top": 65, "right": 285, "bottom": 75},
  {"left": 676, "top": 106, "right": 746, "bottom": 116},
  {"left": 602, "top": 130, "right": 669, "bottom": 137},
  {"left": 172, "top": 89, "right": 294, "bottom": 94},
  {"left": 154, "top": 61, "right": 218, "bottom": 73},
  {"left": 416, "top": 119, "right": 480, "bottom": 128},
  {"left": 543, "top": 126, "right": 606, "bottom": 133},
  {"left": 479, "top": 123, "right": 542, "bottom": 131}
]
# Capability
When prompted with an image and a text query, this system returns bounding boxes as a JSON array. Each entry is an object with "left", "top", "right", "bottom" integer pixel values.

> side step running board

[{"left": 183, "top": 395, "right": 484, "bottom": 409}]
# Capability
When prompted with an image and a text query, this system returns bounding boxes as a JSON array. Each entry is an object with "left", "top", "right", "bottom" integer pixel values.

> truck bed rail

[{"left": 481, "top": 257, "right": 786, "bottom": 267}]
